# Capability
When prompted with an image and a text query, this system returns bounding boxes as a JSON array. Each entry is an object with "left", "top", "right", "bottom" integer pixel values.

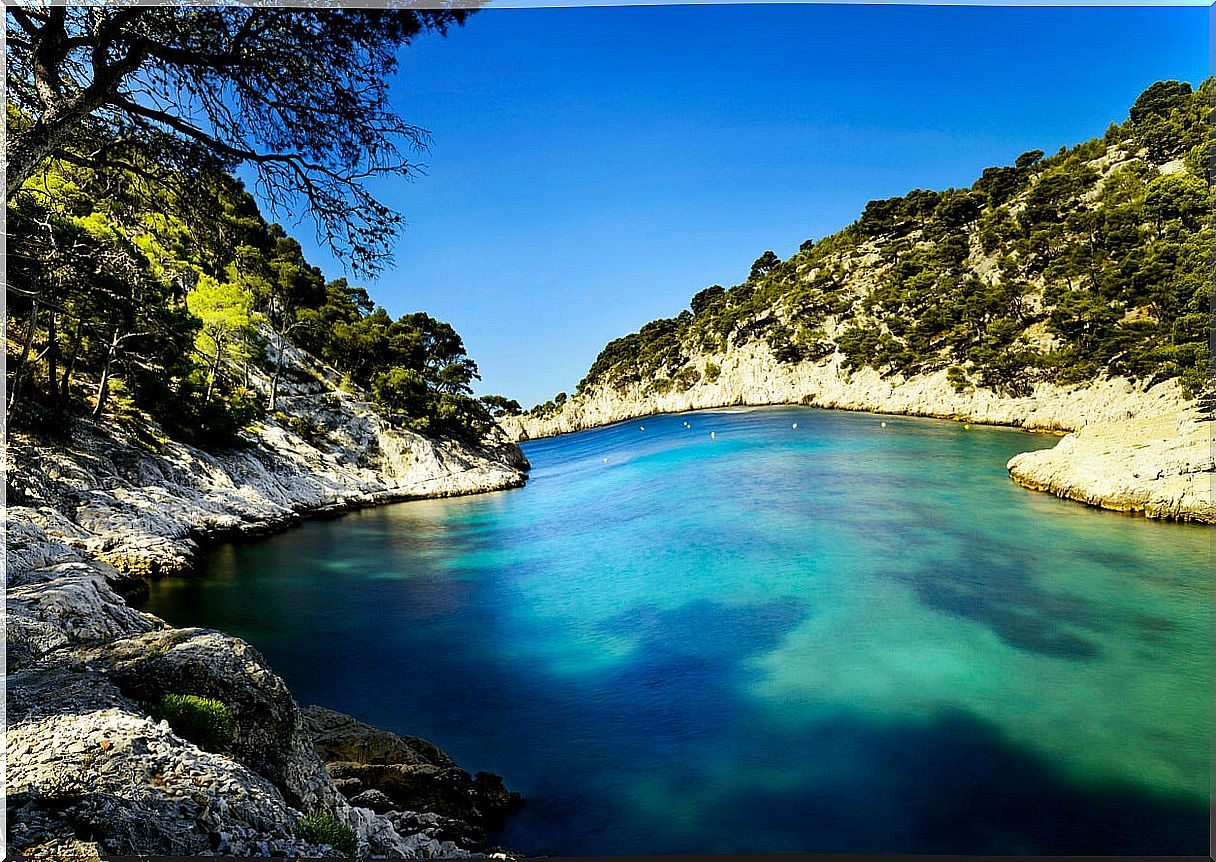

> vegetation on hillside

[
  {"left": 6, "top": 7, "right": 495, "bottom": 448},
  {"left": 563, "top": 79, "right": 1212, "bottom": 407},
  {"left": 6, "top": 151, "right": 493, "bottom": 445}
]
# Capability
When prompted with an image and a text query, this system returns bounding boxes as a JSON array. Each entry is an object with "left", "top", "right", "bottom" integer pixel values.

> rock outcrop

[
  {"left": 5, "top": 337, "right": 530, "bottom": 859},
  {"left": 6, "top": 512, "right": 522, "bottom": 861},
  {"left": 500, "top": 342, "right": 1212, "bottom": 523},
  {"left": 1007, "top": 400, "right": 1214, "bottom": 522},
  {"left": 302, "top": 707, "right": 524, "bottom": 851},
  {"left": 7, "top": 337, "right": 527, "bottom": 578}
]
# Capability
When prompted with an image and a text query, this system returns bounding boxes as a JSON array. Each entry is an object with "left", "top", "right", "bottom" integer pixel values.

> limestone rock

[
  {"left": 5, "top": 656, "right": 341, "bottom": 860},
  {"left": 1007, "top": 410, "right": 1214, "bottom": 523},
  {"left": 500, "top": 342, "right": 1211, "bottom": 522},
  {"left": 77, "top": 629, "right": 342, "bottom": 813}
]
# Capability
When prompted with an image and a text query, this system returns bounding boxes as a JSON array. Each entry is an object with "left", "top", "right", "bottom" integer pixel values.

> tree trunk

[
  {"left": 46, "top": 310, "right": 59, "bottom": 407},
  {"left": 60, "top": 328, "right": 82, "bottom": 405},
  {"left": 8, "top": 298, "right": 40, "bottom": 418},
  {"left": 269, "top": 332, "right": 285, "bottom": 411},
  {"left": 205, "top": 345, "right": 224, "bottom": 405},
  {"left": 92, "top": 330, "right": 119, "bottom": 420}
]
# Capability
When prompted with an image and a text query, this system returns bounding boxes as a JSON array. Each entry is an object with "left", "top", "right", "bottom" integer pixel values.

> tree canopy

[
  {"left": 6, "top": 7, "right": 496, "bottom": 449},
  {"left": 6, "top": 4, "right": 470, "bottom": 272}
]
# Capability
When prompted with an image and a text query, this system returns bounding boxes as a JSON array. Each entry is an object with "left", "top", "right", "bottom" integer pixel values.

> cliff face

[
  {"left": 502, "top": 85, "right": 1212, "bottom": 523},
  {"left": 503, "top": 338, "right": 1187, "bottom": 438},
  {"left": 499, "top": 341, "right": 1213, "bottom": 524},
  {"left": 7, "top": 336, "right": 529, "bottom": 579},
  {"left": 5, "top": 335, "right": 529, "bottom": 860}
]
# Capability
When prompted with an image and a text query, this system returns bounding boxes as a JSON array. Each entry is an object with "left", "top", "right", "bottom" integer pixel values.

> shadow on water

[
  {"left": 665, "top": 707, "right": 1211, "bottom": 856},
  {"left": 143, "top": 409, "right": 1211, "bottom": 857},
  {"left": 487, "top": 596, "right": 1207, "bottom": 856},
  {"left": 899, "top": 561, "right": 1104, "bottom": 660}
]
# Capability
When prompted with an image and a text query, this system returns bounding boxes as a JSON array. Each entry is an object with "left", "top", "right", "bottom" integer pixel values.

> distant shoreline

[{"left": 499, "top": 358, "right": 1213, "bottom": 524}]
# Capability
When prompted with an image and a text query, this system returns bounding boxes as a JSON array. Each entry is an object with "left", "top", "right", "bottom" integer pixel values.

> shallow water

[{"left": 143, "top": 406, "right": 1211, "bottom": 855}]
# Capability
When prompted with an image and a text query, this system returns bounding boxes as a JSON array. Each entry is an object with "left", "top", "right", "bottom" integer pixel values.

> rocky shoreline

[
  {"left": 499, "top": 343, "right": 1213, "bottom": 524},
  {"left": 5, "top": 341, "right": 532, "bottom": 860},
  {"left": 5, "top": 325, "right": 1211, "bottom": 860},
  {"left": 1006, "top": 398, "right": 1213, "bottom": 522}
]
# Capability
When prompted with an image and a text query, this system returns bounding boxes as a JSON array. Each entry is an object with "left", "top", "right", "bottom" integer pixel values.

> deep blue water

[{"left": 143, "top": 407, "right": 1211, "bottom": 855}]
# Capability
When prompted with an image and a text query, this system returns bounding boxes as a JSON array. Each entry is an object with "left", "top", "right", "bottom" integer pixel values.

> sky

[{"left": 280, "top": 4, "right": 1208, "bottom": 407}]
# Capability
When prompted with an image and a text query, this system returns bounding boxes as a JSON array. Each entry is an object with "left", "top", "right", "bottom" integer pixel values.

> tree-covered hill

[
  {"left": 526, "top": 79, "right": 1211, "bottom": 419},
  {"left": 5, "top": 130, "right": 494, "bottom": 448},
  {"left": 5, "top": 5, "right": 503, "bottom": 452}
]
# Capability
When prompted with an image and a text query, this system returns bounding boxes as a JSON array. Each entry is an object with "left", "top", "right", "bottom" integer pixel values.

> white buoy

[
  {"left": 792, "top": 422, "right": 798, "bottom": 429},
  {"left": 640, "top": 426, "right": 645, "bottom": 431},
  {"left": 881, "top": 422, "right": 887, "bottom": 428},
  {"left": 603, "top": 457, "right": 609, "bottom": 463},
  {"left": 964, "top": 424, "right": 971, "bottom": 430},
  {"left": 710, "top": 431, "right": 716, "bottom": 439}
]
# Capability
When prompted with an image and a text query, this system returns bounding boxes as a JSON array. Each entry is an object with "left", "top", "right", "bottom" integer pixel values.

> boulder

[
  {"left": 302, "top": 706, "right": 524, "bottom": 844},
  {"left": 77, "top": 629, "right": 341, "bottom": 814},
  {"left": 5, "top": 655, "right": 341, "bottom": 860}
]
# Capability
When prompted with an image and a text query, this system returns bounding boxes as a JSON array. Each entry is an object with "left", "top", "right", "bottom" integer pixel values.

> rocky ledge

[
  {"left": 7, "top": 338, "right": 527, "bottom": 579},
  {"left": 6, "top": 565, "right": 522, "bottom": 860},
  {"left": 500, "top": 342, "right": 1212, "bottom": 523},
  {"left": 6, "top": 497, "right": 527, "bottom": 861},
  {"left": 1007, "top": 397, "right": 1214, "bottom": 523},
  {"left": 6, "top": 339, "right": 531, "bottom": 859}
]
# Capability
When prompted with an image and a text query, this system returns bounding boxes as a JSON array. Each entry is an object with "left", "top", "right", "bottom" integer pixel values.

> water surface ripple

[{"left": 144, "top": 407, "right": 1211, "bottom": 855}]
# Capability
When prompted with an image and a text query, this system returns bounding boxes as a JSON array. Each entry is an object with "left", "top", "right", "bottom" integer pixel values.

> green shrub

[
  {"left": 947, "top": 366, "right": 973, "bottom": 393},
  {"left": 703, "top": 362, "right": 721, "bottom": 383},
  {"left": 644, "top": 377, "right": 673, "bottom": 396},
  {"left": 300, "top": 812, "right": 358, "bottom": 856},
  {"left": 287, "top": 414, "right": 329, "bottom": 447},
  {"left": 151, "top": 694, "right": 236, "bottom": 751},
  {"left": 671, "top": 365, "right": 701, "bottom": 391}
]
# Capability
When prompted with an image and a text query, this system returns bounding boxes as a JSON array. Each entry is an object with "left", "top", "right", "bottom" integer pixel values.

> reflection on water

[{"left": 144, "top": 406, "right": 1211, "bottom": 855}]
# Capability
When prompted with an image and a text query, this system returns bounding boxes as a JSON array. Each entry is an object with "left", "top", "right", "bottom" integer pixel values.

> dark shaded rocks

[
  {"left": 302, "top": 706, "right": 524, "bottom": 850},
  {"left": 387, "top": 811, "right": 487, "bottom": 852},
  {"left": 349, "top": 788, "right": 398, "bottom": 814},
  {"left": 305, "top": 704, "right": 455, "bottom": 769}
]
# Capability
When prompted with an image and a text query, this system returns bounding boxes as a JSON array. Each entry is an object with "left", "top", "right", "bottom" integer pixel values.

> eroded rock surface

[
  {"left": 6, "top": 339, "right": 529, "bottom": 859},
  {"left": 302, "top": 706, "right": 524, "bottom": 852},
  {"left": 5, "top": 528, "right": 522, "bottom": 860},
  {"left": 1007, "top": 404, "right": 1214, "bottom": 523}
]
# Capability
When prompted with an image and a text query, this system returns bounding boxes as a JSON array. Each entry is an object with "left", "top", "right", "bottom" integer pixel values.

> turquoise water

[{"left": 143, "top": 406, "right": 1211, "bottom": 855}]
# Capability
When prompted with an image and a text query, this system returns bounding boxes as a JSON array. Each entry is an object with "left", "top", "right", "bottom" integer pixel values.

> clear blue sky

[{"left": 284, "top": 4, "right": 1207, "bottom": 407}]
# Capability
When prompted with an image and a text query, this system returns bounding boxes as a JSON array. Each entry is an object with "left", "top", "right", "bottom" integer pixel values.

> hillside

[
  {"left": 5, "top": 80, "right": 532, "bottom": 859},
  {"left": 6, "top": 322, "right": 530, "bottom": 859},
  {"left": 499, "top": 79, "right": 1213, "bottom": 523}
]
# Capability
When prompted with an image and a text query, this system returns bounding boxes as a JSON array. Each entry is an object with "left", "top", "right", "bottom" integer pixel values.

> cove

[{"left": 142, "top": 406, "right": 1211, "bottom": 855}]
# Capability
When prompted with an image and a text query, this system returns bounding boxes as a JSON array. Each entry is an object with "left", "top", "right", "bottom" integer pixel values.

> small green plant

[
  {"left": 703, "top": 361, "right": 721, "bottom": 383},
  {"left": 287, "top": 414, "right": 329, "bottom": 447},
  {"left": 947, "top": 366, "right": 973, "bottom": 394},
  {"left": 151, "top": 694, "right": 236, "bottom": 751},
  {"left": 300, "top": 812, "right": 358, "bottom": 856}
]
